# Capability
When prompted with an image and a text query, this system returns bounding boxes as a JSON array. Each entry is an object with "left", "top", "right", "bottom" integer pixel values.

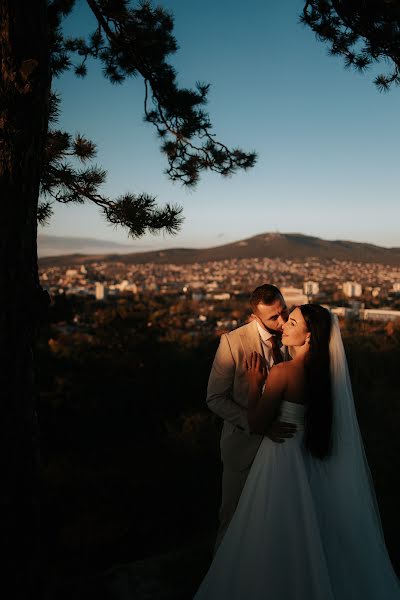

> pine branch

[
  {"left": 301, "top": 0, "right": 400, "bottom": 91},
  {"left": 40, "top": 95, "right": 182, "bottom": 236},
  {"left": 49, "top": 0, "right": 257, "bottom": 186},
  {"left": 102, "top": 193, "right": 184, "bottom": 237},
  {"left": 37, "top": 202, "right": 54, "bottom": 226},
  {"left": 42, "top": 0, "right": 257, "bottom": 238}
]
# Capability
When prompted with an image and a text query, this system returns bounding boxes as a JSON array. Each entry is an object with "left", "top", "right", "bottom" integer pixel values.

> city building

[
  {"left": 281, "top": 287, "right": 308, "bottom": 307},
  {"left": 330, "top": 306, "right": 355, "bottom": 318},
  {"left": 360, "top": 308, "right": 400, "bottom": 322},
  {"left": 342, "top": 281, "right": 362, "bottom": 297},
  {"left": 371, "top": 287, "right": 381, "bottom": 298},
  {"left": 66, "top": 269, "right": 79, "bottom": 278},
  {"left": 303, "top": 281, "right": 319, "bottom": 298},
  {"left": 95, "top": 282, "right": 108, "bottom": 301}
]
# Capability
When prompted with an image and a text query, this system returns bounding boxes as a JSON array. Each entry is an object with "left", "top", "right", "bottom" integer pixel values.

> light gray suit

[{"left": 207, "top": 319, "right": 281, "bottom": 550}]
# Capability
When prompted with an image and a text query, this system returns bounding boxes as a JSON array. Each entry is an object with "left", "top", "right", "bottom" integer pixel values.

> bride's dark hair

[{"left": 299, "top": 304, "right": 333, "bottom": 459}]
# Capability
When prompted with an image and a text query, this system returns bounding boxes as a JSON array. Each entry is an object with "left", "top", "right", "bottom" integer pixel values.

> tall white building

[
  {"left": 303, "top": 281, "right": 319, "bottom": 297},
  {"left": 280, "top": 287, "right": 308, "bottom": 307},
  {"left": 342, "top": 281, "right": 362, "bottom": 297},
  {"left": 95, "top": 282, "right": 108, "bottom": 300}
]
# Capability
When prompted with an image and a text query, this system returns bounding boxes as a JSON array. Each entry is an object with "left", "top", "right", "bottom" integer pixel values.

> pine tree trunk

[{"left": 0, "top": 1, "right": 50, "bottom": 597}]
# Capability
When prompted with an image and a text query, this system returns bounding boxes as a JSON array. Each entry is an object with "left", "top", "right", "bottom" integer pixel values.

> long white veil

[
  {"left": 329, "top": 313, "right": 383, "bottom": 529},
  {"left": 307, "top": 313, "right": 400, "bottom": 598}
]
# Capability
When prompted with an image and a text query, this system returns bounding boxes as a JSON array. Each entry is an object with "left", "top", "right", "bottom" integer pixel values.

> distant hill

[{"left": 38, "top": 232, "right": 400, "bottom": 267}]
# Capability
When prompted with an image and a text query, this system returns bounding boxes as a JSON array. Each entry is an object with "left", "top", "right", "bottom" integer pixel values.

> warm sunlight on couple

[{"left": 195, "top": 284, "right": 400, "bottom": 599}]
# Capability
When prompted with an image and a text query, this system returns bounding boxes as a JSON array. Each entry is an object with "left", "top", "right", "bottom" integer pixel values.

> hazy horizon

[{"left": 38, "top": 231, "right": 400, "bottom": 258}]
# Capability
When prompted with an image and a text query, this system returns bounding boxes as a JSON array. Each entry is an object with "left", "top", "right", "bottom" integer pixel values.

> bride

[{"left": 194, "top": 304, "right": 400, "bottom": 599}]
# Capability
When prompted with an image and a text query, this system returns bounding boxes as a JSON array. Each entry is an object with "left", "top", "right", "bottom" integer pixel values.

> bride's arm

[{"left": 247, "top": 355, "right": 287, "bottom": 434}]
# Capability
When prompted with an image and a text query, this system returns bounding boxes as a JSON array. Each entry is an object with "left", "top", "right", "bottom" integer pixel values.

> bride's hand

[{"left": 245, "top": 351, "right": 267, "bottom": 392}]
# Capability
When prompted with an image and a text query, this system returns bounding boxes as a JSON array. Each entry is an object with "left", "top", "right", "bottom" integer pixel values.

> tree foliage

[
  {"left": 301, "top": 0, "right": 400, "bottom": 91},
  {"left": 39, "top": 0, "right": 257, "bottom": 237}
]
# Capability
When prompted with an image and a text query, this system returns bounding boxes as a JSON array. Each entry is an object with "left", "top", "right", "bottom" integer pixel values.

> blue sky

[{"left": 39, "top": 0, "right": 400, "bottom": 252}]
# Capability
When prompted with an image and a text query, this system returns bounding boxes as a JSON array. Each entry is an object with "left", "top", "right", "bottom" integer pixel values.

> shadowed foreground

[
  {"left": 36, "top": 297, "right": 400, "bottom": 598},
  {"left": 45, "top": 537, "right": 213, "bottom": 599}
]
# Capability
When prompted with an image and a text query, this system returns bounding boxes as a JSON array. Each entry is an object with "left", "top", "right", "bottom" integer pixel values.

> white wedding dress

[{"left": 195, "top": 317, "right": 400, "bottom": 599}]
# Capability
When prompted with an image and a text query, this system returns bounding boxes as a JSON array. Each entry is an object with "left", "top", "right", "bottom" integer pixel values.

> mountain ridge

[{"left": 38, "top": 232, "right": 400, "bottom": 266}]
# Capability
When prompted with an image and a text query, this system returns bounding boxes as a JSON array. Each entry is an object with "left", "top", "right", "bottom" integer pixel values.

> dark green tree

[
  {"left": 301, "top": 0, "right": 400, "bottom": 91},
  {"left": 0, "top": 1, "right": 255, "bottom": 597}
]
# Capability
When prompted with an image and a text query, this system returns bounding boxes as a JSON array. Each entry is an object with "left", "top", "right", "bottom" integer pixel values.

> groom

[{"left": 207, "top": 284, "right": 296, "bottom": 550}]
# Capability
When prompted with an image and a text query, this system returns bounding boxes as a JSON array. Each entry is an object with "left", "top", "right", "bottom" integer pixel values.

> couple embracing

[{"left": 195, "top": 284, "right": 400, "bottom": 599}]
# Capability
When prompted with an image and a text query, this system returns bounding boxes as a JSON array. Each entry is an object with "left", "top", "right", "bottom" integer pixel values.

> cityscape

[{"left": 40, "top": 255, "right": 400, "bottom": 337}]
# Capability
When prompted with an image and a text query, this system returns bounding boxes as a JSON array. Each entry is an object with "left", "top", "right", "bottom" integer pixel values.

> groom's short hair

[{"left": 250, "top": 284, "right": 283, "bottom": 310}]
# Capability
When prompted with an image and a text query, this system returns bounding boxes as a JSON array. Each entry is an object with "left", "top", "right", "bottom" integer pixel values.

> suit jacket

[{"left": 207, "top": 319, "right": 269, "bottom": 472}]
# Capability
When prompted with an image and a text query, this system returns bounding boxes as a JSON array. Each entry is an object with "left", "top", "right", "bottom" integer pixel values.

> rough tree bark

[{"left": 0, "top": 1, "right": 50, "bottom": 597}]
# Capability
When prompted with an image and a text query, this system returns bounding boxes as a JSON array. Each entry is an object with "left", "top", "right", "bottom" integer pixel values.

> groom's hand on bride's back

[{"left": 265, "top": 420, "right": 297, "bottom": 443}]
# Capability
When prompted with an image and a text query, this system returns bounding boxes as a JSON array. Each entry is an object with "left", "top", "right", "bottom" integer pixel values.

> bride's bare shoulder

[
  {"left": 271, "top": 361, "right": 292, "bottom": 373},
  {"left": 269, "top": 362, "right": 290, "bottom": 382},
  {"left": 271, "top": 360, "right": 303, "bottom": 381},
  {"left": 271, "top": 362, "right": 287, "bottom": 371}
]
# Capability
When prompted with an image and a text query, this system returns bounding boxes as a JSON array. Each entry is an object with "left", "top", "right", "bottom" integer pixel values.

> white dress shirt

[{"left": 256, "top": 321, "right": 284, "bottom": 369}]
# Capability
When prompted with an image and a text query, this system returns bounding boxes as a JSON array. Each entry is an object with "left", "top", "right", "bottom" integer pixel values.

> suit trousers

[{"left": 214, "top": 462, "right": 252, "bottom": 553}]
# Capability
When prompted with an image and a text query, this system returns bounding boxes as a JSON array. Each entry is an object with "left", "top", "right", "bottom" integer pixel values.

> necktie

[{"left": 270, "top": 335, "right": 283, "bottom": 365}]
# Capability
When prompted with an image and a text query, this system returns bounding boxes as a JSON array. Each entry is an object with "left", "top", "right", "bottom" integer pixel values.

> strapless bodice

[{"left": 279, "top": 401, "right": 305, "bottom": 430}]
